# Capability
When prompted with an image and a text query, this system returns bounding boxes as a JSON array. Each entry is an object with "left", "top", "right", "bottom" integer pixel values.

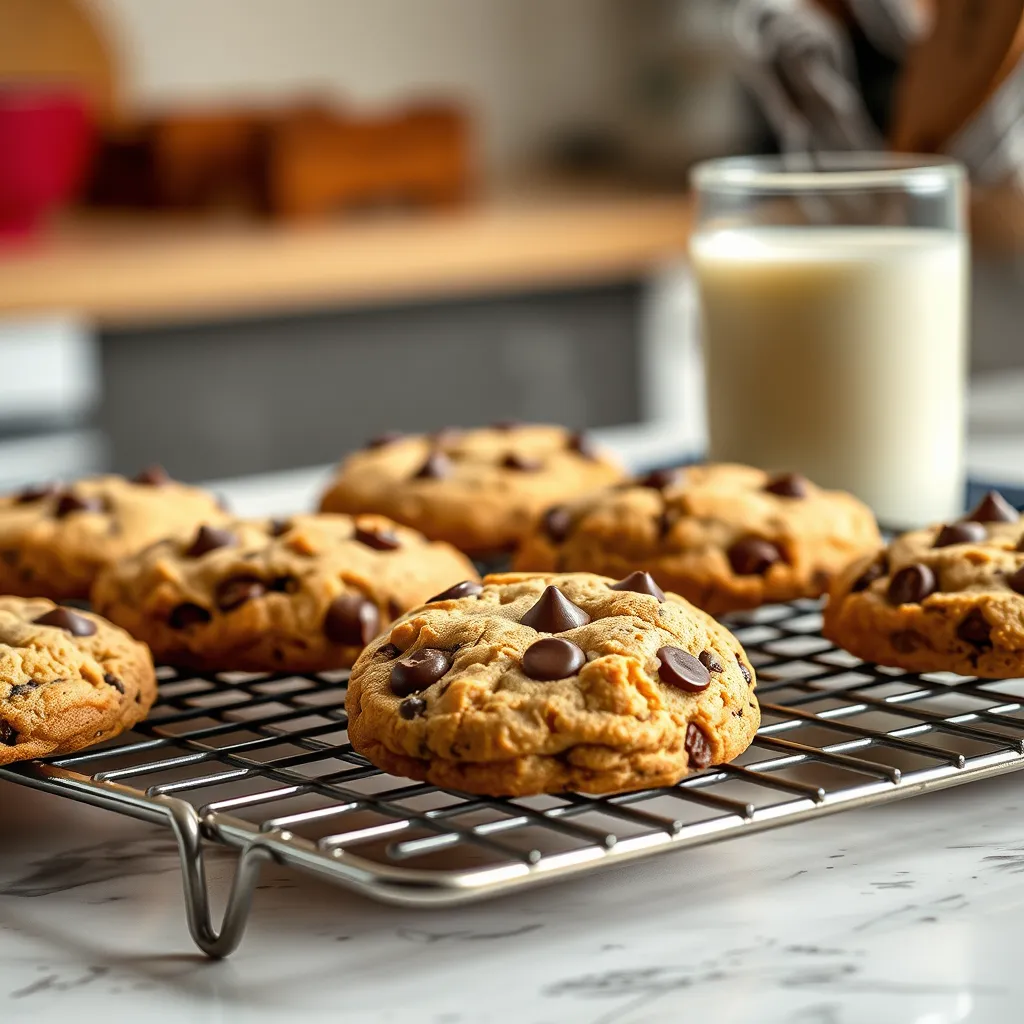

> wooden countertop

[{"left": 0, "top": 193, "right": 694, "bottom": 327}]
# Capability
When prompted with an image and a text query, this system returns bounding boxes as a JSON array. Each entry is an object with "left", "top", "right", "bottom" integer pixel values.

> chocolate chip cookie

[
  {"left": 92, "top": 514, "right": 479, "bottom": 672},
  {"left": 345, "top": 571, "right": 760, "bottom": 796},
  {"left": 513, "top": 463, "right": 882, "bottom": 616},
  {"left": 824, "top": 490, "right": 1024, "bottom": 677},
  {"left": 0, "top": 597, "right": 157, "bottom": 765},
  {"left": 319, "top": 425, "right": 625, "bottom": 555},
  {"left": 0, "top": 469, "right": 227, "bottom": 601}
]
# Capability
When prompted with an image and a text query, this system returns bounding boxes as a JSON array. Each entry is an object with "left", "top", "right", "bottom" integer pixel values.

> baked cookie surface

[
  {"left": 823, "top": 490, "right": 1024, "bottom": 677},
  {"left": 0, "top": 470, "right": 226, "bottom": 600},
  {"left": 513, "top": 463, "right": 882, "bottom": 616},
  {"left": 319, "top": 425, "right": 625, "bottom": 554},
  {"left": 345, "top": 571, "right": 759, "bottom": 796},
  {"left": 0, "top": 597, "right": 157, "bottom": 765},
  {"left": 92, "top": 513, "right": 478, "bottom": 672}
]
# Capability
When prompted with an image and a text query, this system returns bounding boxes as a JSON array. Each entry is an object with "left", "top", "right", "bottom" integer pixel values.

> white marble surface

[{"left": 3, "top": 420, "right": 1024, "bottom": 1022}]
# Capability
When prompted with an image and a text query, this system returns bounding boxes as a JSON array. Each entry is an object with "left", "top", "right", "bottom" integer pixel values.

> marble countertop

[{"left": 4, "top": 418, "right": 1024, "bottom": 1023}]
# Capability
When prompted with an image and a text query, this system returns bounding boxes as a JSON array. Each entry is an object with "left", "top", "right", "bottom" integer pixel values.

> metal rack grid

[{"left": 4, "top": 598, "right": 1024, "bottom": 958}]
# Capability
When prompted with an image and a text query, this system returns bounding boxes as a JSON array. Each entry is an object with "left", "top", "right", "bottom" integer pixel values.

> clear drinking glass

[{"left": 689, "top": 153, "right": 968, "bottom": 528}]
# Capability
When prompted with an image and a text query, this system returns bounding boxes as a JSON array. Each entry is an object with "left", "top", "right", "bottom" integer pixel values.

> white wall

[{"left": 84, "top": 0, "right": 622, "bottom": 178}]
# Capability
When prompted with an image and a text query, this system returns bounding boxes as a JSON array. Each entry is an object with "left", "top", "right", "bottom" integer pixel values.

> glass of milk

[{"left": 690, "top": 154, "right": 968, "bottom": 528}]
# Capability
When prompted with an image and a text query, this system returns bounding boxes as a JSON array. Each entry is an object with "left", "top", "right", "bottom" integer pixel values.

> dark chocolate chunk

[
  {"left": 933, "top": 521, "right": 987, "bottom": 548},
  {"left": 637, "top": 467, "right": 682, "bottom": 490},
  {"left": 956, "top": 609, "right": 992, "bottom": 647},
  {"left": 1009, "top": 566, "right": 1024, "bottom": 595},
  {"left": 354, "top": 526, "right": 401, "bottom": 551},
  {"left": 520, "top": 586, "right": 591, "bottom": 632},
  {"left": 502, "top": 452, "right": 542, "bottom": 472},
  {"left": 186, "top": 524, "right": 235, "bottom": 558},
  {"left": 378, "top": 642, "right": 402, "bottom": 659},
  {"left": 413, "top": 450, "right": 452, "bottom": 480},
  {"left": 684, "top": 721, "right": 713, "bottom": 768},
  {"left": 852, "top": 556, "right": 888, "bottom": 592},
  {"left": 367, "top": 431, "right": 404, "bottom": 449},
  {"left": 728, "top": 537, "right": 782, "bottom": 576},
  {"left": 657, "top": 646, "right": 711, "bottom": 693},
  {"left": 522, "top": 637, "right": 586, "bottom": 680},
  {"left": 0, "top": 720, "right": 17, "bottom": 746},
  {"left": 54, "top": 492, "right": 104, "bottom": 518},
  {"left": 390, "top": 648, "right": 451, "bottom": 696},
  {"left": 764, "top": 472, "right": 810, "bottom": 498},
  {"left": 964, "top": 490, "right": 1019, "bottom": 523},
  {"left": 698, "top": 650, "right": 724, "bottom": 673},
  {"left": 15, "top": 482, "right": 59, "bottom": 504},
  {"left": 428, "top": 580, "right": 484, "bottom": 603},
  {"left": 736, "top": 654, "right": 752, "bottom": 685},
  {"left": 215, "top": 575, "right": 266, "bottom": 612},
  {"left": 399, "top": 696, "right": 428, "bottom": 720},
  {"left": 34, "top": 607, "right": 97, "bottom": 637},
  {"left": 169, "top": 602, "right": 212, "bottom": 629},
  {"left": 133, "top": 465, "right": 170, "bottom": 486},
  {"left": 542, "top": 506, "right": 572, "bottom": 544},
  {"left": 609, "top": 571, "right": 665, "bottom": 602},
  {"left": 324, "top": 594, "right": 380, "bottom": 646},
  {"left": 887, "top": 563, "right": 937, "bottom": 606},
  {"left": 103, "top": 672, "right": 125, "bottom": 694}
]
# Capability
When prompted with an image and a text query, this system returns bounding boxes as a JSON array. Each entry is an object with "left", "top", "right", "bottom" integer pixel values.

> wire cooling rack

[{"left": 4, "top": 597, "right": 1024, "bottom": 958}]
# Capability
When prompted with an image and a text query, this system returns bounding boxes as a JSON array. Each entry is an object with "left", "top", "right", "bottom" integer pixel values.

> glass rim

[{"left": 691, "top": 153, "right": 964, "bottom": 192}]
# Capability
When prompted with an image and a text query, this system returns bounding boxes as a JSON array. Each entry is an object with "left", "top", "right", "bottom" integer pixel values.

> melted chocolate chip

[
  {"left": 269, "top": 575, "right": 299, "bottom": 594},
  {"left": 520, "top": 586, "right": 591, "bottom": 632},
  {"left": 522, "top": 637, "right": 586, "bottom": 680},
  {"left": 1009, "top": 567, "right": 1024, "bottom": 595},
  {"left": 354, "top": 526, "right": 401, "bottom": 551},
  {"left": 428, "top": 580, "right": 484, "bottom": 603},
  {"left": 890, "top": 630, "right": 932, "bottom": 654},
  {"left": 216, "top": 576, "right": 266, "bottom": 612},
  {"left": 169, "top": 602, "right": 212, "bottom": 629},
  {"left": 887, "top": 564, "right": 937, "bottom": 606},
  {"left": 324, "top": 594, "right": 380, "bottom": 646},
  {"left": 736, "top": 654, "right": 752, "bottom": 685},
  {"left": 567, "top": 432, "right": 597, "bottom": 460},
  {"left": 542, "top": 506, "right": 572, "bottom": 543},
  {"left": 964, "top": 490, "right": 1019, "bottom": 523},
  {"left": 8, "top": 681, "right": 40, "bottom": 699},
  {"left": 956, "top": 609, "right": 992, "bottom": 647},
  {"left": 103, "top": 672, "right": 125, "bottom": 694},
  {"left": 390, "top": 648, "right": 451, "bottom": 696},
  {"left": 728, "top": 537, "right": 782, "bottom": 576},
  {"left": 15, "top": 482, "right": 59, "bottom": 504},
  {"left": 698, "top": 650, "right": 724, "bottom": 673},
  {"left": 657, "top": 646, "right": 711, "bottom": 693},
  {"left": 609, "top": 571, "right": 665, "bottom": 602},
  {"left": 54, "top": 492, "right": 104, "bottom": 518},
  {"left": 187, "top": 524, "right": 235, "bottom": 558},
  {"left": 414, "top": 450, "right": 452, "bottom": 480},
  {"left": 502, "top": 452, "right": 542, "bottom": 472},
  {"left": 133, "top": 465, "right": 170, "bottom": 486},
  {"left": 367, "top": 431, "right": 404, "bottom": 449},
  {"left": 269, "top": 518, "right": 293, "bottom": 537},
  {"left": 637, "top": 467, "right": 682, "bottom": 490},
  {"left": 934, "top": 521, "right": 987, "bottom": 548},
  {"left": 852, "top": 556, "right": 888, "bottom": 592},
  {"left": 378, "top": 642, "right": 402, "bottom": 659},
  {"left": 685, "top": 722, "right": 713, "bottom": 768},
  {"left": 0, "top": 720, "right": 17, "bottom": 746},
  {"left": 399, "top": 696, "right": 428, "bottom": 720},
  {"left": 34, "top": 607, "right": 96, "bottom": 637},
  {"left": 764, "top": 472, "right": 810, "bottom": 498}
]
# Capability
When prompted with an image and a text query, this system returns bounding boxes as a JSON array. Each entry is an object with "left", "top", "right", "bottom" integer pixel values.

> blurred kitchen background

[{"left": 0, "top": 0, "right": 1021, "bottom": 488}]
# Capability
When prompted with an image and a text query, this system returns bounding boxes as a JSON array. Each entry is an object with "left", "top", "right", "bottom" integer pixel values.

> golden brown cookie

[
  {"left": 0, "top": 469, "right": 226, "bottom": 600},
  {"left": 824, "top": 490, "right": 1024, "bottom": 677},
  {"left": 92, "top": 513, "right": 479, "bottom": 672},
  {"left": 0, "top": 597, "right": 157, "bottom": 765},
  {"left": 345, "top": 571, "right": 759, "bottom": 796},
  {"left": 514, "top": 463, "right": 882, "bottom": 616},
  {"left": 319, "top": 425, "right": 625, "bottom": 554}
]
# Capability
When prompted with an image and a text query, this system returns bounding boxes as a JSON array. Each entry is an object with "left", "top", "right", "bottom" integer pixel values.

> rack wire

[{"left": 4, "top": 597, "right": 1024, "bottom": 958}]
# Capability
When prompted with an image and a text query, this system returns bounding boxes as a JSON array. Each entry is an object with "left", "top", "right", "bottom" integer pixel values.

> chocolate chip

[
  {"left": 964, "top": 490, "right": 1019, "bottom": 523},
  {"left": 637, "top": 467, "right": 682, "bottom": 490},
  {"left": 609, "top": 571, "right": 665, "bottom": 601},
  {"left": 187, "top": 525, "right": 235, "bottom": 558},
  {"left": 0, "top": 721, "right": 17, "bottom": 746},
  {"left": 414, "top": 450, "right": 452, "bottom": 480},
  {"left": 399, "top": 697, "right": 428, "bottom": 720},
  {"left": 1010, "top": 567, "right": 1024, "bottom": 595},
  {"left": 657, "top": 646, "right": 711, "bottom": 693},
  {"left": 887, "top": 564, "right": 937, "bottom": 606},
  {"left": 390, "top": 648, "right": 451, "bottom": 696},
  {"left": 215, "top": 575, "right": 266, "bottom": 612},
  {"left": 502, "top": 452, "right": 542, "bottom": 472},
  {"left": 567, "top": 432, "right": 597, "bottom": 459},
  {"left": 520, "top": 586, "right": 591, "bottom": 632},
  {"left": 378, "top": 642, "right": 401, "bottom": 659},
  {"left": 269, "top": 575, "right": 299, "bottom": 594},
  {"left": 354, "top": 526, "right": 401, "bottom": 551},
  {"left": 736, "top": 654, "right": 752, "bottom": 685},
  {"left": 684, "top": 722, "right": 713, "bottom": 768},
  {"left": 542, "top": 506, "right": 572, "bottom": 543},
  {"left": 269, "top": 518, "right": 293, "bottom": 537},
  {"left": 15, "top": 482, "right": 59, "bottom": 504},
  {"left": 54, "top": 492, "right": 104, "bottom": 518},
  {"left": 891, "top": 630, "right": 932, "bottom": 654},
  {"left": 133, "top": 465, "right": 170, "bottom": 486},
  {"left": 764, "top": 472, "right": 810, "bottom": 498},
  {"left": 956, "top": 609, "right": 992, "bottom": 647},
  {"left": 8, "top": 681, "right": 40, "bottom": 699},
  {"left": 367, "top": 431, "right": 404, "bottom": 449},
  {"left": 103, "top": 672, "right": 125, "bottom": 694},
  {"left": 852, "top": 556, "right": 888, "bottom": 592},
  {"left": 324, "top": 594, "right": 380, "bottom": 646},
  {"left": 428, "top": 580, "right": 483, "bottom": 603},
  {"left": 34, "top": 607, "right": 97, "bottom": 637},
  {"left": 698, "top": 650, "right": 724, "bottom": 673},
  {"left": 728, "top": 537, "right": 782, "bottom": 576},
  {"left": 933, "top": 521, "right": 987, "bottom": 548},
  {"left": 169, "top": 602, "right": 212, "bottom": 629},
  {"left": 522, "top": 637, "right": 586, "bottom": 680}
]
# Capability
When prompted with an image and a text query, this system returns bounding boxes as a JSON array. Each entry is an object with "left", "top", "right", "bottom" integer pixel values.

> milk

[{"left": 690, "top": 227, "right": 968, "bottom": 527}]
